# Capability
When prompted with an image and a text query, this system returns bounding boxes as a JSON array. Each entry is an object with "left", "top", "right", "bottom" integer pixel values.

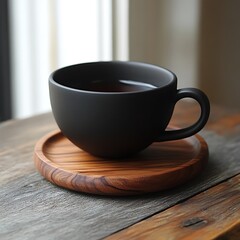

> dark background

[{"left": 0, "top": 0, "right": 12, "bottom": 122}]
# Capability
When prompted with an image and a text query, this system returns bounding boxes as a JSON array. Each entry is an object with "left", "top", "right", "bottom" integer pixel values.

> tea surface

[{"left": 82, "top": 80, "right": 157, "bottom": 92}]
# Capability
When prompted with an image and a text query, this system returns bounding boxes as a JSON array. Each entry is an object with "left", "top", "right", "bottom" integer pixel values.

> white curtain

[{"left": 9, "top": 0, "right": 129, "bottom": 119}]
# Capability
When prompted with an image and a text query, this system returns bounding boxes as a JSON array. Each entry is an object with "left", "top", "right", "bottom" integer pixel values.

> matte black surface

[{"left": 49, "top": 61, "right": 210, "bottom": 158}]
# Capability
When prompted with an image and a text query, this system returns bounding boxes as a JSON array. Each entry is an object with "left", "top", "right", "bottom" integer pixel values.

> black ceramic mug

[{"left": 49, "top": 61, "right": 210, "bottom": 158}]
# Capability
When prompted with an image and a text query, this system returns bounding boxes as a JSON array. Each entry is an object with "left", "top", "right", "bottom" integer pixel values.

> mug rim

[{"left": 49, "top": 61, "right": 177, "bottom": 95}]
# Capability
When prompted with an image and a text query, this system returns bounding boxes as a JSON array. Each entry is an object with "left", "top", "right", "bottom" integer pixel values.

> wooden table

[{"left": 1, "top": 101, "right": 240, "bottom": 240}]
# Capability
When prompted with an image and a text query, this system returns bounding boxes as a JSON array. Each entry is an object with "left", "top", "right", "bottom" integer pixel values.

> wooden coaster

[{"left": 34, "top": 128, "right": 208, "bottom": 196}]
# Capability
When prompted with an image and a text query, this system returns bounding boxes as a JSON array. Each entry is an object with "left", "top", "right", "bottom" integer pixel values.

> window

[{"left": 9, "top": 0, "right": 129, "bottom": 119}]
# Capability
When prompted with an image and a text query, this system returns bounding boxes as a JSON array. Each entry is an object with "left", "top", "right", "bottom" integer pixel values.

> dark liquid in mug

[{"left": 83, "top": 80, "right": 157, "bottom": 92}]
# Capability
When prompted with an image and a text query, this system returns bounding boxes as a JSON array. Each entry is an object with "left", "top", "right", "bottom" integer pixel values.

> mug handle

[{"left": 157, "top": 88, "right": 210, "bottom": 141}]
